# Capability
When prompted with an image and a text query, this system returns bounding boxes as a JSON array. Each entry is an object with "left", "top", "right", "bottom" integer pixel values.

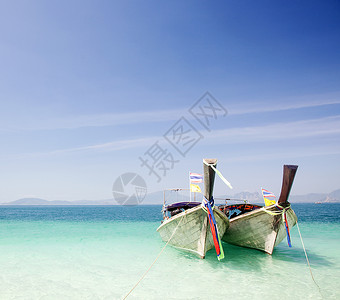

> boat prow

[
  {"left": 157, "top": 159, "right": 229, "bottom": 258},
  {"left": 157, "top": 204, "right": 229, "bottom": 258},
  {"left": 220, "top": 165, "right": 298, "bottom": 254}
]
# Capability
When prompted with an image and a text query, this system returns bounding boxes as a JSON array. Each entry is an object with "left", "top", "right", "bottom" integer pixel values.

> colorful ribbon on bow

[{"left": 202, "top": 197, "right": 225, "bottom": 260}]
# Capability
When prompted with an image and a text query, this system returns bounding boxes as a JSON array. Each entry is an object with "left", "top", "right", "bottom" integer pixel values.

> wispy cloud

[
  {"left": 1, "top": 109, "right": 186, "bottom": 132},
  {"left": 228, "top": 95, "right": 340, "bottom": 115},
  {"left": 5, "top": 135, "right": 159, "bottom": 160},
  {"left": 1, "top": 92, "right": 339, "bottom": 132},
  {"left": 7, "top": 115, "right": 340, "bottom": 160},
  {"left": 207, "top": 115, "right": 340, "bottom": 143},
  {"left": 221, "top": 148, "right": 340, "bottom": 164},
  {"left": 49, "top": 136, "right": 158, "bottom": 154}
]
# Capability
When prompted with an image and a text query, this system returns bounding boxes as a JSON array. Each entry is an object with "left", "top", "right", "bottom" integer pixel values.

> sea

[{"left": 0, "top": 203, "right": 339, "bottom": 300}]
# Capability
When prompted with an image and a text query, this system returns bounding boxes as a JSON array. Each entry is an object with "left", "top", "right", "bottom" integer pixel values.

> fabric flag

[
  {"left": 211, "top": 165, "right": 233, "bottom": 189},
  {"left": 261, "top": 188, "right": 276, "bottom": 206},
  {"left": 190, "top": 184, "right": 201, "bottom": 193},
  {"left": 202, "top": 160, "right": 233, "bottom": 189},
  {"left": 189, "top": 172, "right": 203, "bottom": 183}
]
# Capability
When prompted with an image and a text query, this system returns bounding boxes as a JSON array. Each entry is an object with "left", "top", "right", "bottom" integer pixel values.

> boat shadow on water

[
  {"left": 271, "top": 246, "right": 332, "bottom": 267},
  {"left": 200, "top": 242, "right": 332, "bottom": 271}
]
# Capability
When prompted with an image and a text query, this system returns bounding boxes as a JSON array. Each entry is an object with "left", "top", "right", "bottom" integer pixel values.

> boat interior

[
  {"left": 163, "top": 202, "right": 201, "bottom": 218},
  {"left": 218, "top": 204, "right": 262, "bottom": 219}
]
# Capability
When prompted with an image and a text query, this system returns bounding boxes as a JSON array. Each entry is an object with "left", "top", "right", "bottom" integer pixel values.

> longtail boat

[
  {"left": 157, "top": 159, "right": 229, "bottom": 259},
  {"left": 219, "top": 165, "right": 298, "bottom": 254}
]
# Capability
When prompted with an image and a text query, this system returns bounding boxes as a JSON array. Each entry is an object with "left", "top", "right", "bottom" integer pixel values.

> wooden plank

[
  {"left": 203, "top": 158, "right": 217, "bottom": 201},
  {"left": 278, "top": 165, "right": 298, "bottom": 205}
]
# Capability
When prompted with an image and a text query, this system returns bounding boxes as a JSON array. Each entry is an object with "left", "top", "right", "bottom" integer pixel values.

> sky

[{"left": 0, "top": 0, "right": 339, "bottom": 203}]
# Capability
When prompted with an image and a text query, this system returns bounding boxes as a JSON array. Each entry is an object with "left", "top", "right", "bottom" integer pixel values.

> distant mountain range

[
  {"left": 290, "top": 189, "right": 340, "bottom": 203},
  {"left": 219, "top": 189, "right": 340, "bottom": 204},
  {"left": 1, "top": 189, "right": 340, "bottom": 205},
  {"left": 1, "top": 198, "right": 115, "bottom": 206}
]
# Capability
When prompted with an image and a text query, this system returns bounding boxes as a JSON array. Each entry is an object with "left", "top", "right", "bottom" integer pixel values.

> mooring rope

[
  {"left": 296, "top": 221, "right": 323, "bottom": 298},
  {"left": 262, "top": 203, "right": 289, "bottom": 215},
  {"left": 122, "top": 212, "right": 186, "bottom": 299},
  {"left": 262, "top": 204, "right": 293, "bottom": 247}
]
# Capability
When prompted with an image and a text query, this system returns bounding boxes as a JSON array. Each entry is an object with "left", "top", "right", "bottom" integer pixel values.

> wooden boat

[
  {"left": 157, "top": 159, "right": 229, "bottom": 258},
  {"left": 219, "top": 165, "right": 298, "bottom": 254}
]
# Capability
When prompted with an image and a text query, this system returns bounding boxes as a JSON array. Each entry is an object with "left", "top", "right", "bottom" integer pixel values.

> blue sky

[{"left": 0, "top": 1, "right": 339, "bottom": 202}]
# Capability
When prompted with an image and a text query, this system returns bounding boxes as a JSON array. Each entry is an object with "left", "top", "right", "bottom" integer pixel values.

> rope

[
  {"left": 262, "top": 203, "right": 288, "bottom": 216},
  {"left": 263, "top": 204, "right": 292, "bottom": 247},
  {"left": 122, "top": 212, "right": 186, "bottom": 299},
  {"left": 296, "top": 221, "right": 323, "bottom": 298}
]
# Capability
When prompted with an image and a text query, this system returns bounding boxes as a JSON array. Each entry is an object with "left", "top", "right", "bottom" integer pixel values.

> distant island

[{"left": 1, "top": 189, "right": 340, "bottom": 205}]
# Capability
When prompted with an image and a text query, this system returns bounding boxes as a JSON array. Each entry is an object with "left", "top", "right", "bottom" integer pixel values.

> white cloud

[
  {"left": 228, "top": 97, "right": 340, "bottom": 115},
  {"left": 7, "top": 135, "right": 160, "bottom": 159},
  {"left": 220, "top": 148, "right": 340, "bottom": 164},
  {"left": 207, "top": 115, "right": 340, "bottom": 143},
  {"left": 8, "top": 115, "right": 339, "bottom": 160},
  {"left": 2, "top": 109, "right": 186, "bottom": 131},
  {"left": 1, "top": 91, "right": 339, "bottom": 132}
]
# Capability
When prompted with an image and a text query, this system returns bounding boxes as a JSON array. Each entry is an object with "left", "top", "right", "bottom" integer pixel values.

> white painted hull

[
  {"left": 157, "top": 205, "right": 229, "bottom": 258},
  {"left": 222, "top": 205, "right": 297, "bottom": 254}
]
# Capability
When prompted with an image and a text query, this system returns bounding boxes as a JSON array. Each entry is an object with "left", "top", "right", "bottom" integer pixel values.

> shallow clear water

[{"left": 0, "top": 204, "right": 339, "bottom": 299}]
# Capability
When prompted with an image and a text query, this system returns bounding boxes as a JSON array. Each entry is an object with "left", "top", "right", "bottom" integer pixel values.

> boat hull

[
  {"left": 222, "top": 205, "right": 297, "bottom": 254},
  {"left": 157, "top": 205, "right": 229, "bottom": 258}
]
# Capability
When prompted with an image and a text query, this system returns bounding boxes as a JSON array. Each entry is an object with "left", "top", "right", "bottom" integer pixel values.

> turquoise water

[{"left": 0, "top": 204, "right": 339, "bottom": 299}]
